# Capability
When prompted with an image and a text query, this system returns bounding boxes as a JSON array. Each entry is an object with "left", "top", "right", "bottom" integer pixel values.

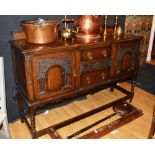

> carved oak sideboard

[{"left": 10, "top": 35, "right": 143, "bottom": 138}]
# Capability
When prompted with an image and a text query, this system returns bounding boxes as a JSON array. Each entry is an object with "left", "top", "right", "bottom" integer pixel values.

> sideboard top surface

[{"left": 10, "top": 34, "right": 143, "bottom": 54}]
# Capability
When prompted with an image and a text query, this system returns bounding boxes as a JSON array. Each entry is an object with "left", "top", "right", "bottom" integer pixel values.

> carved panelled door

[
  {"left": 116, "top": 41, "right": 140, "bottom": 76},
  {"left": 32, "top": 51, "right": 75, "bottom": 100}
]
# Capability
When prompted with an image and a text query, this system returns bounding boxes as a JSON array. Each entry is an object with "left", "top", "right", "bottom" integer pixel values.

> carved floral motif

[
  {"left": 37, "top": 56, "right": 72, "bottom": 79},
  {"left": 81, "top": 58, "right": 111, "bottom": 73}
]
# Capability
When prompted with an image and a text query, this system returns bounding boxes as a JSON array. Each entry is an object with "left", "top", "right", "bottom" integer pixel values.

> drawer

[
  {"left": 80, "top": 69, "right": 110, "bottom": 87},
  {"left": 81, "top": 46, "right": 111, "bottom": 61}
]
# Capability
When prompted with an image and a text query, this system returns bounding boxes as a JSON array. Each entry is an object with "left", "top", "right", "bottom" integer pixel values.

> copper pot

[{"left": 21, "top": 18, "right": 59, "bottom": 44}]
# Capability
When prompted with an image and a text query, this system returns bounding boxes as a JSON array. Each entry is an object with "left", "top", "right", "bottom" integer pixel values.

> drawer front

[
  {"left": 32, "top": 51, "right": 75, "bottom": 100},
  {"left": 81, "top": 46, "right": 111, "bottom": 62},
  {"left": 80, "top": 69, "right": 110, "bottom": 87}
]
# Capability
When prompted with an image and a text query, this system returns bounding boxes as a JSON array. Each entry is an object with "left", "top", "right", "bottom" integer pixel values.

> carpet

[{"left": 137, "top": 63, "right": 155, "bottom": 95}]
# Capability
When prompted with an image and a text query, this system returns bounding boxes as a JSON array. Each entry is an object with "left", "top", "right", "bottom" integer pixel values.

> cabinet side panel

[{"left": 12, "top": 48, "right": 27, "bottom": 95}]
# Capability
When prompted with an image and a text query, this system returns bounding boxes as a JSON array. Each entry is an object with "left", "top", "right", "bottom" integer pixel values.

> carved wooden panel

[
  {"left": 120, "top": 51, "right": 132, "bottom": 72},
  {"left": 37, "top": 56, "right": 72, "bottom": 95},
  {"left": 116, "top": 46, "right": 138, "bottom": 75},
  {"left": 46, "top": 66, "right": 63, "bottom": 91},
  {"left": 80, "top": 58, "right": 111, "bottom": 73},
  {"left": 37, "top": 56, "right": 71, "bottom": 80}
]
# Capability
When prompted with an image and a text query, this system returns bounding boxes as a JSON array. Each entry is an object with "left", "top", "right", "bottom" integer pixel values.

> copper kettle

[
  {"left": 60, "top": 27, "right": 76, "bottom": 40},
  {"left": 59, "top": 18, "right": 78, "bottom": 40}
]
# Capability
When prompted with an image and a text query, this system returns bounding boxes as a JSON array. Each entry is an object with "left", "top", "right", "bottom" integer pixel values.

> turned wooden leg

[
  {"left": 148, "top": 117, "right": 155, "bottom": 139},
  {"left": 110, "top": 83, "right": 116, "bottom": 92},
  {"left": 129, "top": 79, "right": 136, "bottom": 103},
  {"left": 30, "top": 107, "right": 36, "bottom": 138},
  {"left": 17, "top": 91, "right": 24, "bottom": 123},
  {"left": 47, "top": 128, "right": 62, "bottom": 139},
  {"left": 110, "top": 86, "right": 115, "bottom": 92},
  {"left": 148, "top": 106, "right": 155, "bottom": 139}
]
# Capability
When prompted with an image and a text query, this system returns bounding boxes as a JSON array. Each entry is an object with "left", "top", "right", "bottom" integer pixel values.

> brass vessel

[{"left": 116, "top": 26, "right": 123, "bottom": 37}]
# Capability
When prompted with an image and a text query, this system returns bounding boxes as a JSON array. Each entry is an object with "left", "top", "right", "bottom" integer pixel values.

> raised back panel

[
  {"left": 120, "top": 51, "right": 132, "bottom": 72},
  {"left": 46, "top": 66, "right": 63, "bottom": 91}
]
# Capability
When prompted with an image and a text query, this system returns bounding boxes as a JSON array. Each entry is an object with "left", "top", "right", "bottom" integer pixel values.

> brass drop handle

[
  {"left": 102, "top": 50, "right": 107, "bottom": 57},
  {"left": 87, "top": 52, "right": 93, "bottom": 60},
  {"left": 101, "top": 72, "right": 105, "bottom": 80},
  {"left": 128, "top": 67, "right": 135, "bottom": 71},
  {"left": 87, "top": 76, "right": 91, "bottom": 84}
]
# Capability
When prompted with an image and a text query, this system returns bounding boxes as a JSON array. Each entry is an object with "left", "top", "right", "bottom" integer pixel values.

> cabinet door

[
  {"left": 32, "top": 51, "right": 75, "bottom": 100},
  {"left": 116, "top": 41, "right": 140, "bottom": 76}
]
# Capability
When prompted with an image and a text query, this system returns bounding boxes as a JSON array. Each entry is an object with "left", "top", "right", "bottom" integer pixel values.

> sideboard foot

[{"left": 17, "top": 91, "right": 25, "bottom": 123}]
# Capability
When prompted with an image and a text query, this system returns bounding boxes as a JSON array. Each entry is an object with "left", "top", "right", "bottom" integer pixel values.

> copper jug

[{"left": 75, "top": 15, "right": 103, "bottom": 39}]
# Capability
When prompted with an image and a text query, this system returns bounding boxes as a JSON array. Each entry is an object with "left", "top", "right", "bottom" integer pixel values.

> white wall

[
  {"left": 146, "top": 15, "right": 155, "bottom": 62},
  {"left": 0, "top": 57, "right": 6, "bottom": 113},
  {"left": 0, "top": 57, "right": 10, "bottom": 138}
]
